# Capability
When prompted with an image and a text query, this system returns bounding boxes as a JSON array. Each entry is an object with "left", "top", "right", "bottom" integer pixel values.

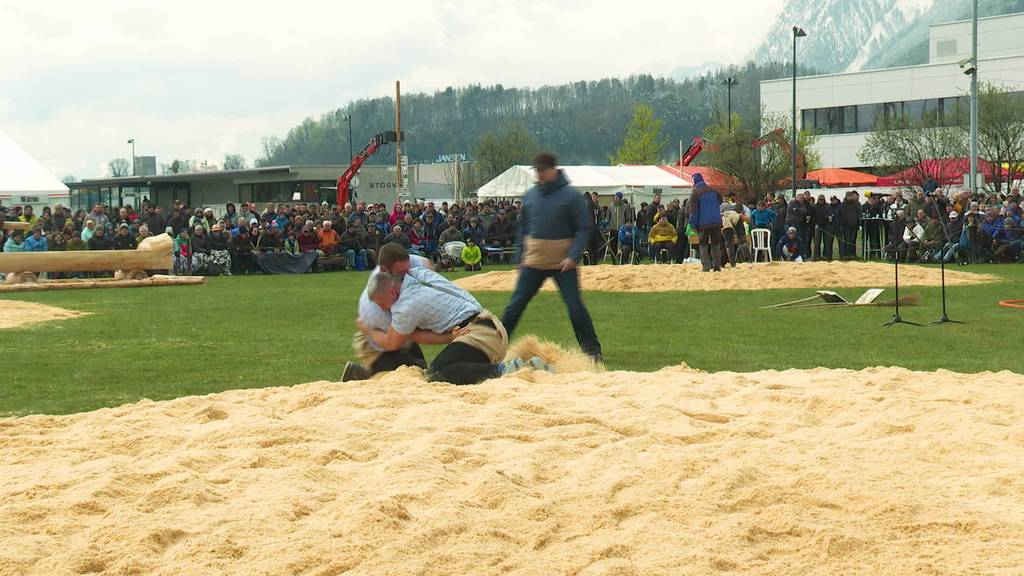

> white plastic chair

[{"left": 751, "top": 228, "right": 772, "bottom": 263}]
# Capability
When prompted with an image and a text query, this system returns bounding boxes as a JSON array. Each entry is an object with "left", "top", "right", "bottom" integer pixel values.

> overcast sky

[{"left": 1, "top": 0, "right": 785, "bottom": 179}]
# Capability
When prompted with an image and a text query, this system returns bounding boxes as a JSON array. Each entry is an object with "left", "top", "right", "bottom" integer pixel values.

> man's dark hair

[
  {"left": 533, "top": 152, "right": 558, "bottom": 171},
  {"left": 378, "top": 242, "right": 410, "bottom": 268}
]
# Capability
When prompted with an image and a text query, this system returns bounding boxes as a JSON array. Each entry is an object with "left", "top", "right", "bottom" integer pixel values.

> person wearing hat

[
  {"left": 318, "top": 220, "right": 340, "bottom": 256},
  {"left": 687, "top": 172, "right": 724, "bottom": 271},
  {"left": 776, "top": 227, "right": 802, "bottom": 262},
  {"left": 939, "top": 211, "right": 966, "bottom": 263},
  {"left": 87, "top": 225, "right": 113, "bottom": 251},
  {"left": 113, "top": 223, "right": 137, "bottom": 250},
  {"left": 207, "top": 223, "right": 233, "bottom": 275}
]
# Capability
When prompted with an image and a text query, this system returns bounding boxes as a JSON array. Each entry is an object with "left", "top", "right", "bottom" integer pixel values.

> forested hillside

[{"left": 256, "top": 62, "right": 793, "bottom": 167}]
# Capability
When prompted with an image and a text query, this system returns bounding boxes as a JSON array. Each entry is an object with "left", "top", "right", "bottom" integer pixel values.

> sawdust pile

[
  {"left": 455, "top": 261, "right": 998, "bottom": 293},
  {"left": 3, "top": 366, "right": 1023, "bottom": 575},
  {"left": 0, "top": 299, "right": 86, "bottom": 329}
]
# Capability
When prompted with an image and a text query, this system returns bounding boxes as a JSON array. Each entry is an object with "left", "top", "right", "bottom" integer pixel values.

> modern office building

[{"left": 761, "top": 12, "right": 1024, "bottom": 169}]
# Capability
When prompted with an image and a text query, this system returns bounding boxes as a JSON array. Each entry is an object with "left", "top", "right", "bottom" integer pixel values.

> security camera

[{"left": 959, "top": 58, "right": 976, "bottom": 76}]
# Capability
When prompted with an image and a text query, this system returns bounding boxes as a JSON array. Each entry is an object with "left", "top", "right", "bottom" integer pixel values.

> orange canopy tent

[{"left": 806, "top": 168, "right": 878, "bottom": 187}]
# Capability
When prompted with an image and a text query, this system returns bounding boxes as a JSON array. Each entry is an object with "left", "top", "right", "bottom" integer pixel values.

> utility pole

[
  {"left": 395, "top": 80, "right": 402, "bottom": 203},
  {"left": 127, "top": 138, "right": 136, "bottom": 176},
  {"left": 792, "top": 26, "right": 807, "bottom": 198},
  {"left": 721, "top": 77, "right": 738, "bottom": 132},
  {"left": 345, "top": 115, "right": 353, "bottom": 162},
  {"left": 970, "top": 0, "right": 979, "bottom": 196}
]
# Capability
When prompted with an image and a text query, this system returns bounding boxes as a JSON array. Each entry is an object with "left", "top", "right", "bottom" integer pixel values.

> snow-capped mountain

[{"left": 752, "top": 0, "right": 1024, "bottom": 74}]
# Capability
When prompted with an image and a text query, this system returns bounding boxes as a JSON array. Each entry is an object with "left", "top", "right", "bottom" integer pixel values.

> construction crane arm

[{"left": 337, "top": 131, "right": 400, "bottom": 206}]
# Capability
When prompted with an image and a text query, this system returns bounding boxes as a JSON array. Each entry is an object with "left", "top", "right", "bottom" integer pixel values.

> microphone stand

[
  {"left": 884, "top": 241, "right": 921, "bottom": 327},
  {"left": 930, "top": 245, "right": 964, "bottom": 325}
]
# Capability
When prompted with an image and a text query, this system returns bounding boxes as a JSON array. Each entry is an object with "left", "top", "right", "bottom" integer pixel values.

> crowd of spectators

[
  {"left": 3, "top": 184, "right": 1022, "bottom": 275},
  {"left": 0, "top": 198, "right": 523, "bottom": 276},
  {"left": 590, "top": 186, "right": 1024, "bottom": 266}
]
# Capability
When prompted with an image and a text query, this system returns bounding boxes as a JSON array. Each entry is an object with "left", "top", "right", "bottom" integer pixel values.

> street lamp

[
  {"left": 721, "top": 77, "right": 738, "bottom": 132},
  {"left": 127, "top": 138, "right": 136, "bottom": 176},
  {"left": 792, "top": 26, "right": 807, "bottom": 198},
  {"left": 343, "top": 115, "right": 353, "bottom": 162}
]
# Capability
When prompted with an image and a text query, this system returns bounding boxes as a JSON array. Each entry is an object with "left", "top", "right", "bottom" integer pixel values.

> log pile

[{"left": 0, "top": 275, "right": 205, "bottom": 293}]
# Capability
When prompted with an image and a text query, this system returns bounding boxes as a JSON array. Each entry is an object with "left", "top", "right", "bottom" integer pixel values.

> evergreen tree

[{"left": 610, "top": 104, "right": 669, "bottom": 164}]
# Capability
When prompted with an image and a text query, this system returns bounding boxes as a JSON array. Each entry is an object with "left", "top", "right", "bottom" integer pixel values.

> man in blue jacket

[
  {"left": 501, "top": 152, "right": 603, "bottom": 362},
  {"left": 617, "top": 221, "right": 639, "bottom": 265},
  {"left": 687, "top": 173, "right": 723, "bottom": 272}
]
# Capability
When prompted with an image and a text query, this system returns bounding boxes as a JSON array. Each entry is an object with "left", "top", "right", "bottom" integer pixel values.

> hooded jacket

[
  {"left": 516, "top": 170, "right": 593, "bottom": 268},
  {"left": 687, "top": 183, "right": 723, "bottom": 231}
]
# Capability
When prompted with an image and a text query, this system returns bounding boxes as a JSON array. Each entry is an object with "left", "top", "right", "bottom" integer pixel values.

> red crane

[
  {"left": 680, "top": 136, "right": 707, "bottom": 167},
  {"left": 336, "top": 131, "right": 400, "bottom": 206}
]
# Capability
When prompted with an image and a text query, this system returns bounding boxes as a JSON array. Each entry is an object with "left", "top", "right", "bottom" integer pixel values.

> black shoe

[{"left": 341, "top": 361, "right": 371, "bottom": 382}]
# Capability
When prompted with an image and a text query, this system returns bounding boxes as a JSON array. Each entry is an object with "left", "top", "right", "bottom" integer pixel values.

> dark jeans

[
  {"left": 370, "top": 343, "right": 426, "bottom": 374},
  {"left": 426, "top": 342, "right": 500, "bottom": 385},
  {"left": 501, "top": 266, "right": 602, "bottom": 357},
  {"left": 699, "top": 227, "right": 723, "bottom": 271},
  {"left": 840, "top": 227, "right": 858, "bottom": 259},
  {"left": 813, "top": 227, "right": 834, "bottom": 261}
]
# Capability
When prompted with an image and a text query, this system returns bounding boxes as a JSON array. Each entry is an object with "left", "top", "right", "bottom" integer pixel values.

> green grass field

[{"left": 2, "top": 263, "right": 1022, "bottom": 417}]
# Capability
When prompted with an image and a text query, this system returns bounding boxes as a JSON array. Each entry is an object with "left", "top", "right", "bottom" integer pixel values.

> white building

[{"left": 761, "top": 12, "right": 1024, "bottom": 169}]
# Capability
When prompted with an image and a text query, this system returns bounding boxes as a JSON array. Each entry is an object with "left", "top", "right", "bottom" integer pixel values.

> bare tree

[
  {"left": 859, "top": 112, "right": 967, "bottom": 195},
  {"left": 107, "top": 158, "right": 130, "bottom": 177}
]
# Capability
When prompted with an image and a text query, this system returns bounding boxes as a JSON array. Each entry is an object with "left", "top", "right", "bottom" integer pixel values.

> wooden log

[
  {"left": 0, "top": 275, "right": 205, "bottom": 293},
  {"left": 0, "top": 233, "right": 173, "bottom": 273},
  {"left": 2, "top": 221, "right": 31, "bottom": 231}
]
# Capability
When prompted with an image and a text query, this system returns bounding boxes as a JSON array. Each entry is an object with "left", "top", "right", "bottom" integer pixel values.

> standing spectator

[
  {"left": 687, "top": 173, "right": 724, "bottom": 272},
  {"left": 606, "top": 192, "right": 630, "bottom": 258},
  {"left": 812, "top": 194, "right": 831, "bottom": 261},
  {"left": 90, "top": 204, "right": 109, "bottom": 229},
  {"left": 785, "top": 193, "right": 808, "bottom": 252},
  {"left": 501, "top": 152, "right": 603, "bottom": 362},
  {"left": 839, "top": 191, "right": 862, "bottom": 260},
  {"left": 461, "top": 238, "right": 482, "bottom": 271}
]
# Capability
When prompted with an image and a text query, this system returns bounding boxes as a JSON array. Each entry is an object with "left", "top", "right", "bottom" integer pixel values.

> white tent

[
  {"left": 0, "top": 131, "right": 69, "bottom": 208},
  {"left": 477, "top": 165, "right": 691, "bottom": 204}
]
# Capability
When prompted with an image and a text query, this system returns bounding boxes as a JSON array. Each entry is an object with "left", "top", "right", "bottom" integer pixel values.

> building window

[
  {"left": 856, "top": 104, "right": 877, "bottom": 132},
  {"left": 936, "top": 39, "right": 957, "bottom": 57}
]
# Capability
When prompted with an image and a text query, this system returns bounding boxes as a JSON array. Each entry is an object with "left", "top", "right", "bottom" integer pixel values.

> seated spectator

[
  {"left": 318, "top": 220, "right": 340, "bottom": 255},
  {"left": 993, "top": 217, "right": 1022, "bottom": 262},
  {"left": 66, "top": 230, "right": 87, "bottom": 252},
  {"left": 230, "top": 227, "right": 257, "bottom": 275},
  {"left": 87, "top": 226, "right": 113, "bottom": 251},
  {"left": 776, "top": 227, "right": 802, "bottom": 261},
  {"left": 617, "top": 221, "right": 639, "bottom": 265},
  {"left": 462, "top": 217, "right": 484, "bottom": 246},
  {"left": 901, "top": 214, "right": 926, "bottom": 262},
  {"left": 207, "top": 224, "right": 233, "bottom": 275},
  {"left": 23, "top": 228, "right": 48, "bottom": 252},
  {"left": 920, "top": 216, "right": 943, "bottom": 261},
  {"left": 647, "top": 217, "right": 677, "bottom": 263},
  {"left": 297, "top": 223, "right": 319, "bottom": 253},
  {"left": 383, "top": 225, "right": 411, "bottom": 250},
  {"left": 3, "top": 231, "right": 24, "bottom": 252},
  {"left": 486, "top": 209, "right": 515, "bottom": 248},
  {"left": 174, "top": 229, "right": 192, "bottom": 275},
  {"left": 18, "top": 206, "right": 39, "bottom": 228},
  {"left": 113, "top": 224, "right": 137, "bottom": 250},
  {"left": 257, "top": 222, "right": 283, "bottom": 252},
  {"left": 230, "top": 217, "right": 250, "bottom": 238},
  {"left": 339, "top": 220, "right": 370, "bottom": 270},
  {"left": 191, "top": 224, "right": 211, "bottom": 272},
  {"left": 461, "top": 238, "right": 482, "bottom": 271},
  {"left": 283, "top": 230, "right": 299, "bottom": 254},
  {"left": 136, "top": 224, "right": 151, "bottom": 246},
  {"left": 939, "top": 211, "right": 965, "bottom": 263},
  {"left": 438, "top": 215, "right": 463, "bottom": 246},
  {"left": 49, "top": 232, "right": 66, "bottom": 251}
]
